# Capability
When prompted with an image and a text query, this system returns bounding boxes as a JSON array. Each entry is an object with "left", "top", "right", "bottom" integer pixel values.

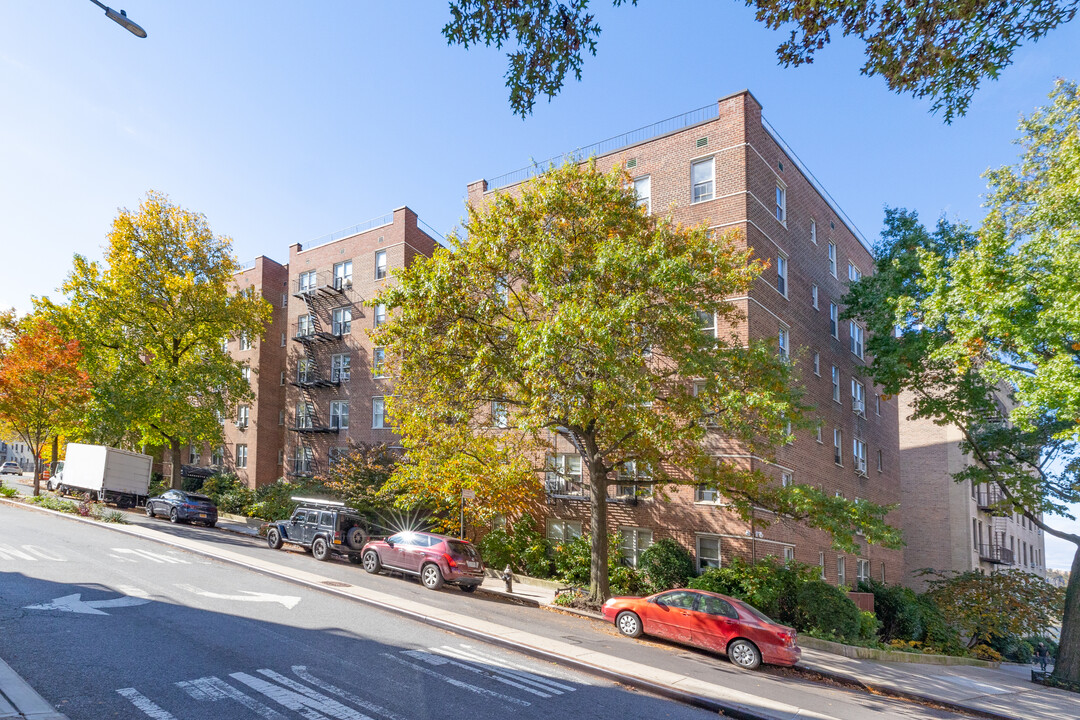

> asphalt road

[
  {"left": 0, "top": 478, "right": 968, "bottom": 720},
  {"left": 0, "top": 502, "right": 714, "bottom": 720}
]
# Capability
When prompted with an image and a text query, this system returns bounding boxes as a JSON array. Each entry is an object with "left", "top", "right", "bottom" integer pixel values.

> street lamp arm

[{"left": 86, "top": 0, "right": 147, "bottom": 38}]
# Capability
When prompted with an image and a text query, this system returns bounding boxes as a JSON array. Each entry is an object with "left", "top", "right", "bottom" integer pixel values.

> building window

[
  {"left": 330, "top": 401, "right": 349, "bottom": 430},
  {"left": 691, "top": 157, "right": 714, "bottom": 203},
  {"left": 297, "top": 358, "right": 313, "bottom": 384},
  {"left": 781, "top": 472, "right": 793, "bottom": 487},
  {"left": 815, "top": 425, "right": 823, "bottom": 443},
  {"left": 277, "top": 449, "right": 284, "bottom": 466},
  {"left": 834, "top": 429, "right": 843, "bottom": 465},
  {"left": 696, "top": 535, "right": 721, "bottom": 572},
  {"left": 830, "top": 303, "right": 839, "bottom": 338},
  {"left": 619, "top": 527, "right": 653, "bottom": 568},
  {"left": 237, "top": 405, "right": 249, "bottom": 429},
  {"left": 296, "top": 402, "right": 314, "bottom": 429},
  {"left": 491, "top": 401, "right": 508, "bottom": 428},
  {"left": 696, "top": 485, "right": 720, "bottom": 503},
  {"left": 278, "top": 409, "right": 285, "bottom": 426},
  {"left": 236, "top": 444, "right": 248, "bottom": 469},
  {"left": 281, "top": 293, "right": 287, "bottom": 309},
  {"left": 852, "top": 379, "right": 866, "bottom": 415},
  {"left": 293, "top": 446, "right": 313, "bottom": 475},
  {"left": 188, "top": 446, "right": 200, "bottom": 464},
  {"left": 828, "top": 243, "right": 837, "bottom": 277},
  {"left": 697, "top": 310, "right": 716, "bottom": 337},
  {"left": 239, "top": 333, "right": 251, "bottom": 351},
  {"left": 784, "top": 546, "right": 795, "bottom": 562},
  {"left": 848, "top": 263, "right": 862, "bottom": 283},
  {"left": 832, "top": 366, "right": 840, "bottom": 402},
  {"left": 212, "top": 447, "right": 224, "bottom": 466},
  {"left": 837, "top": 557, "right": 846, "bottom": 586},
  {"left": 280, "top": 371, "right": 285, "bottom": 386},
  {"left": 373, "top": 304, "right": 387, "bottom": 327},
  {"left": 371, "top": 347, "right": 386, "bottom": 378},
  {"left": 853, "top": 438, "right": 868, "bottom": 475},
  {"left": 856, "top": 558, "right": 870, "bottom": 583},
  {"left": 333, "top": 260, "right": 353, "bottom": 290},
  {"left": 811, "top": 284, "right": 819, "bottom": 309},
  {"left": 546, "top": 454, "right": 584, "bottom": 496},
  {"left": 877, "top": 449, "right": 883, "bottom": 472},
  {"left": 298, "top": 270, "right": 317, "bottom": 293},
  {"left": 850, "top": 322, "right": 865, "bottom": 359},
  {"left": 331, "top": 353, "right": 351, "bottom": 383},
  {"left": 810, "top": 219, "right": 817, "bottom": 244},
  {"left": 372, "top": 397, "right": 386, "bottom": 429},
  {"left": 221, "top": 337, "right": 229, "bottom": 352},
  {"left": 778, "top": 327, "right": 789, "bottom": 361},
  {"left": 775, "top": 184, "right": 786, "bottom": 223},
  {"left": 375, "top": 250, "right": 387, "bottom": 280},
  {"left": 634, "top": 175, "right": 651, "bottom": 214},
  {"left": 281, "top": 332, "right": 286, "bottom": 347},
  {"left": 615, "top": 460, "right": 652, "bottom": 498},
  {"left": 332, "top": 307, "right": 352, "bottom": 336},
  {"left": 297, "top": 314, "right": 313, "bottom": 338},
  {"left": 813, "top": 352, "right": 820, "bottom": 376},
  {"left": 545, "top": 518, "right": 582, "bottom": 544},
  {"left": 875, "top": 394, "right": 881, "bottom": 416},
  {"left": 776, "top": 254, "right": 787, "bottom": 296},
  {"left": 819, "top": 551, "right": 826, "bottom": 579},
  {"left": 241, "top": 367, "right": 251, "bottom": 382}
]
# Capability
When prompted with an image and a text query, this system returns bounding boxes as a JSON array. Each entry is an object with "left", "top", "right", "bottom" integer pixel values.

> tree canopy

[
  {"left": 443, "top": 0, "right": 1076, "bottom": 120},
  {"left": 843, "top": 80, "right": 1080, "bottom": 682},
  {"left": 376, "top": 161, "right": 900, "bottom": 600},
  {"left": 41, "top": 191, "right": 272, "bottom": 489}
]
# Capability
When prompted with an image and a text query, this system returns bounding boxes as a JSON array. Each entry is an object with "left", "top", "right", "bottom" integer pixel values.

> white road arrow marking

[
  {"left": 175, "top": 584, "right": 301, "bottom": 609},
  {"left": 24, "top": 592, "right": 151, "bottom": 615}
]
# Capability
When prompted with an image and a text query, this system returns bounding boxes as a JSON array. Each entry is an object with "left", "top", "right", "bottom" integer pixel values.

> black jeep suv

[{"left": 264, "top": 498, "right": 372, "bottom": 563}]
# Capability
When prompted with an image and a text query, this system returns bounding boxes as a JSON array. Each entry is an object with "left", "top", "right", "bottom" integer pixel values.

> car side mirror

[
  {"left": 291, "top": 518, "right": 300, "bottom": 524},
  {"left": 385, "top": 539, "right": 395, "bottom": 547}
]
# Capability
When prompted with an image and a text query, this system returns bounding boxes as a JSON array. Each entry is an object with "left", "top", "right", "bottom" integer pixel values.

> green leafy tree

[
  {"left": 443, "top": 1, "right": 1075, "bottom": 121},
  {"left": 376, "top": 161, "right": 900, "bottom": 601},
  {"left": 317, "top": 442, "right": 398, "bottom": 515},
  {"left": 41, "top": 192, "right": 272, "bottom": 490},
  {"left": 844, "top": 80, "right": 1080, "bottom": 682}
]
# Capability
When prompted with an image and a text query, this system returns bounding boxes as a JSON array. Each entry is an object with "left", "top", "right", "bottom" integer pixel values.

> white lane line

[
  {"left": 437, "top": 645, "right": 574, "bottom": 694},
  {"left": 176, "top": 676, "right": 289, "bottom": 719},
  {"left": 116, "top": 688, "right": 179, "bottom": 719},
  {"left": 231, "top": 672, "right": 368, "bottom": 720},
  {"left": 0, "top": 544, "right": 36, "bottom": 561},
  {"left": 380, "top": 653, "right": 531, "bottom": 707},
  {"left": 291, "top": 666, "right": 413, "bottom": 720},
  {"left": 257, "top": 669, "right": 386, "bottom": 720},
  {"left": 431, "top": 646, "right": 565, "bottom": 694},
  {"left": 22, "top": 545, "right": 65, "bottom": 561},
  {"left": 459, "top": 643, "right": 579, "bottom": 683},
  {"left": 112, "top": 547, "right": 188, "bottom": 563},
  {"left": 406, "top": 649, "right": 551, "bottom": 698}
]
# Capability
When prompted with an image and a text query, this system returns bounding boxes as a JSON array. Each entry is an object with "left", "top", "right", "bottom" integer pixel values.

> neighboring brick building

[
  {"left": 898, "top": 389, "right": 1048, "bottom": 590},
  {"left": 468, "top": 90, "right": 903, "bottom": 586}
]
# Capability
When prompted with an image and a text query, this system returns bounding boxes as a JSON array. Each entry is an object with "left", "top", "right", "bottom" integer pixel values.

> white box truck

[{"left": 49, "top": 443, "right": 153, "bottom": 508}]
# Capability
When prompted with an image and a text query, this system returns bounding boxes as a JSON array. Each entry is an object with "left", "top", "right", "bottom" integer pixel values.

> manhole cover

[{"left": 322, "top": 581, "right": 351, "bottom": 587}]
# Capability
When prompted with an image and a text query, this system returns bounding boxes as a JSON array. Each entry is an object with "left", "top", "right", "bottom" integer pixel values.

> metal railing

[
  {"left": 234, "top": 259, "right": 257, "bottom": 273},
  {"left": 294, "top": 270, "right": 352, "bottom": 296},
  {"left": 978, "top": 544, "right": 1014, "bottom": 565},
  {"left": 303, "top": 212, "right": 394, "bottom": 251},
  {"left": 545, "top": 476, "right": 589, "bottom": 499},
  {"left": 487, "top": 104, "right": 719, "bottom": 190},
  {"left": 976, "top": 485, "right": 1007, "bottom": 512}
]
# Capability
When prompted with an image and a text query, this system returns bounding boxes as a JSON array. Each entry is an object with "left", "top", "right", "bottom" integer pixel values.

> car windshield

[
  {"left": 446, "top": 540, "right": 478, "bottom": 558},
  {"left": 735, "top": 600, "right": 776, "bottom": 625}
]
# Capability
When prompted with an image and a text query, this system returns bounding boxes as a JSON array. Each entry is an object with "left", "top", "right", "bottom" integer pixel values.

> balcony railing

[
  {"left": 294, "top": 270, "right": 351, "bottom": 297},
  {"left": 292, "top": 320, "right": 339, "bottom": 344},
  {"left": 976, "top": 485, "right": 1008, "bottom": 514},
  {"left": 292, "top": 371, "right": 339, "bottom": 389},
  {"left": 978, "top": 544, "right": 1015, "bottom": 565},
  {"left": 545, "top": 476, "right": 589, "bottom": 499},
  {"left": 290, "top": 414, "right": 338, "bottom": 434}
]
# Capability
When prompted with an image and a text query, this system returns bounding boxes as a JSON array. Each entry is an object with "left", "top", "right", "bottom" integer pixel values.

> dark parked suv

[
  {"left": 145, "top": 490, "right": 218, "bottom": 526},
  {"left": 264, "top": 498, "right": 371, "bottom": 563},
  {"left": 361, "top": 531, "right": 485, "bottom": 591}
]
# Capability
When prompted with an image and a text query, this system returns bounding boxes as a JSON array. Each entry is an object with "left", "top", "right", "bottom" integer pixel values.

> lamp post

[{"left": 86, "top": 0, "right": 147, "bottom": 38}]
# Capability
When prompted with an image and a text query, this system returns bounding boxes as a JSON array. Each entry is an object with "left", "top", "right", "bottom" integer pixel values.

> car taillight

[
  {"left": 443, "top": 553, "right": 458, "bottom": 568},
  {"left": 334, "top": 531, "right": 341, "bottom": 542}
]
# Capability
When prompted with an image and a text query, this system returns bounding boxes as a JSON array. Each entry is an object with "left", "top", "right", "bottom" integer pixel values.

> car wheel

[
  {"left": 266, "top": 527, "right": 283, "bottom": 550},
  {"left": 459, "top": 583, "right": 478, "bottom": 593},
  {"left": 420, "top": 563, "right": 445, "bottom": 590},
  {"left": 345, "top": 526, "right": 368, "bottom": 551},
  {"left": 204, "top": 521, "right": 216, "bottom": 528},
  {"left": 615, "top": 611, "right": 643, "bottom": 638},
  {"left": 728, "top": 639, "right": 762, "bottom": 670},
  {"left": 145, "top": 503, "right": 155, "bottom": 518},
  {"left": 362, "top": 550, "right": 381, "bottom": 574},
  {"left": 347, "top": 554, "right": 363, "bottom": 565},
  {"left": 169, "top": 508, "right": 181, "bottom": 523},
  {"left": 312, "top": 538, "right": 331, "bottom": 562}
]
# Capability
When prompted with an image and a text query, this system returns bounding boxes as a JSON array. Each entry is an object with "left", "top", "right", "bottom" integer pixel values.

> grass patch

[
  {"left": 24, "top": 494, "right": 129, "bottom": 524},
  {"left": 0, "top": 485, "right": 19, "bottom": 498}
]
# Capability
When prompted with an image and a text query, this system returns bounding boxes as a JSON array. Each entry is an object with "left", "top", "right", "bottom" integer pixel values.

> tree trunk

[
  {"left": 169, "top": 439, "right": 183, "bottom": 490},
  {"left": 588, "top": 460, "right": 610, "bottom": 602},
  {"left": 50, "top": 436, "right": 58, "bottom": 477},
  {"left": 31, "top": 441, "right": 42, "bottom": 497},
  {"left": 1051, "top": 545, "right": 1080, "bottom": 683}
]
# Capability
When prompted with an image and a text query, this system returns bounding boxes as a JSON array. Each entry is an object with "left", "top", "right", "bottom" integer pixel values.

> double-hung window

[
  {"left": 619, "top": 527, "right": 653, "bottom": 568},
  {"left": 296, "top": 402, "right": 314, "bottom": 429},
  {"left": 615, "top": 460, "right": 652, "bottom": 498},
  {"left": 375, "top": 250, "right": 387, "bottom": 280},
  {"left": 546, "top": 454, "right": 584, "bottom": 496},
  {"left": 691, "top": 157, "right": 714, "bottom": 203},
  {"left": 239, "top": 333, "right": 251, "bottom": 351},
  {"left": 330, "top": 401, "right": 349, "bottom": 430},
  {"left": 212, "top": 447, "right": 224, "bottom": 466},
  {"left": 811, "top": 284, "right": 819, "bottom": 309},
  {"left": 297, "top": 314, "right": 313, "bottom": 338},
  {"left": 371, "top": 347, "right": 386, "bottom": 378},
  {"left": 545, "top": 518, "right": 582, "bottom": 544},
  {"left": 810, "top": 219, "right": 817, "bottom": 244},
  {"left": 696, "top": 535, "right": 721, "bottom": 572},
  {"left": 832, "top": 366, "right": 840, "bottom": 402},
  {"left": 781, "top": 472, "right": 793, "bottom": 487},
  {"left": 634, "top": 176, "right": 651, "bottom": 214},
  {"left": 237, "top": 405, "right": 250, "bottom": 429},
  {"left": 373, "top": 304, "right": 387, "bottom": 327},
  {"left": 696, "top": 484, "right": 720, "bottom": 503},
  {"left": 834, "top": 429, "right": 843, "bottom": 465},
  {"left": 778, "top": 327, "right": 789, "bottom": 361},
  {"left": 333, "top": 260, "right": 353, "bottom": 290},
  {"left": 853, "top": 438, "right": 868, "bottom": 475},
  {"left": 297, "top": 358, "right": 312, "bottom": 384},
  {"left": 848, "top": 263, "right": 862, "bottom": 283},
  {"left": 294, "top": 446, "right": 313, "bottom": 475},
  {"left": 236, "top": 444, "right": 248, "bottom": 469},
  {"left": 189, "top": 446, "right": 200, "bottom": 464},
  {"left": 491, "top": 401, "right": 508, "bottom": 428},
  {"left": 852, "top": 379, "right": 866, "bottom": 415},
  {"left": 829, "top": 303, "right": 839, "bottom": 338},
  {"left": 697, "top": 310, "right": 716, "bottom": 338},
  {"left": 332, "top": 307, "right": 352, "bottom": 336},
  {"left": 850, "top": 322, "right": 865, "bottom": 359},
  {"left": 856, "top": 558, "right": 871, "bottom": 583},
  {"left": 298, "top": 270, "right": 317, "bottom": 294},
  {"left": 828, "top": 243, "right": 837, "bottom": 277},
  {"left": 776, "top": 254, "right": 787, "bottom": 296},
  {"left": 241, "top": 367, "right": 251, "bottom": 382},
  {"left": 837, "top": 557, "right": 847, "bottom": 586},
  {"left": 331, "top": 353, "right": 350, "bottom": 383},
  {"left": 372, "top": 397, "right": 386, "bottom": 429},
  {"left": 775, "top": 184, "right": 786, "bottom": 223}
]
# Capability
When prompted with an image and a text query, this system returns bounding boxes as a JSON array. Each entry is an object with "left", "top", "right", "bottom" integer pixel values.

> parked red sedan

[{"left": 601, "top": 589, "right": 800, "bottom": 670}]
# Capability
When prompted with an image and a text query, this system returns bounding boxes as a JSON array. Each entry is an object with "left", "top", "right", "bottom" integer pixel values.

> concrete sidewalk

[{"left": 0, "top": 656, "right": 68, "bottom": 720}]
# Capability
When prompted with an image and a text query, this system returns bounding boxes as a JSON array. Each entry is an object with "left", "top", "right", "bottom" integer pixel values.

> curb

[
  {"left": 799, "top": 635, "right": 1001, "bottom": 668},
  {"left": 0, "top": 497, "right": 821, "bottom": 720},
  {"left": 0, "top": 655, "right": 69, "bottom": 720}
]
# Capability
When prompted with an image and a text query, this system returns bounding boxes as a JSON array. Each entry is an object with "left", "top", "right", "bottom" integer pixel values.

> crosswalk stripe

[
  {"left": 290, "top": 667, "right": 413, "bottom": 720},
  {"left": 116, "top": 688, "right": 179, "bottom": 720},
  {"left": 22, "top": 545, "right": 65, "bottom": 561},
  {"left": 256, "top": 669, "right": 381, "bottom": 720},
  {"left": 233, "top": 672, "right": 370, "bottom": 720},
  {"left": 175, "top": 676, "right": 288, "bottom": 719},
  {"left": 429, "top": 646, "right": 566, "bottom": 695},
  {"left": 0, "top": 544, "right": 36, "bottom": 561},
  {"left": 438, "top": 645, "right": 575, "bottom": 693},
  {"left": 380, "top": 653, "right": 531, "bottom": 707},
  {"left": 405, "top": 650, "right": 550, "bottom": 698}
]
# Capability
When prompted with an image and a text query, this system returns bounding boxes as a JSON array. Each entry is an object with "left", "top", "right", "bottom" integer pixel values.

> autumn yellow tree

[{"left": 42, "top": 192, "right": 271, "bottom": 489}]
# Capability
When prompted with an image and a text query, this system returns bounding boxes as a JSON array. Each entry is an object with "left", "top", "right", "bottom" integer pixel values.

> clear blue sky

[{"left": 2, "top": 1, "right": 1077, "bottom": 568}]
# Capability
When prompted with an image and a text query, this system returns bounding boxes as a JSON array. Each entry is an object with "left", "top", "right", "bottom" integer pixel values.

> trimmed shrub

[
  {"left": 858, "top": 579, "right": 923, "bottom": 641},
  {"left": 915, "top": 595, "right": 965, "bottom": 654},
  {"left": 478, "top": 515, "right": 552, "bottom": 578},
  {"left": 796, "top": 580, "right": 861, "bottom": 640},
  {"left": 688, "top": 556, "right": 817, "bottom": 628},
  {"left": 639, "top": 538, "right": 696, "bottom": 592},
  {"left": 552, "top": 534, "right": 593, "bottom": 586},
  {"left": 858, "top": 611, "right": 882, "bottom": 643},
  {"left": 610, "top": 565, "right": 650, "bottom": 596}
]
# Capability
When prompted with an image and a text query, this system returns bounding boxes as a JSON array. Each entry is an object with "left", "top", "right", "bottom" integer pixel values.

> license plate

[
  {"left": 199, "top": 513, "right": 207, "bottom": 518},
  {"left": 466, "top": 561, "right": 478, "bottom": 568}
]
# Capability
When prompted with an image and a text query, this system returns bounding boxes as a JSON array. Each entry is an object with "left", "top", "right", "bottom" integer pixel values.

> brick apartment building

[
  {"left": 898, "top": 389, "right": 1047, "bottom": 589},
  {"left": 467, "top": 90, "right": 904, "bottom": 586}
]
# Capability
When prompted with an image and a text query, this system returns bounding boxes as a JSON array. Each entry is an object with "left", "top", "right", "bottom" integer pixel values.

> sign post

[{"left": 460, "top": 488, "right": 476, "bottom": 539}]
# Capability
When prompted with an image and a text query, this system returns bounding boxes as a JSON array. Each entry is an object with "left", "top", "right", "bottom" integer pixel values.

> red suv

[{"left": 361, "top": 531, "right": 485, "bottom": 591}]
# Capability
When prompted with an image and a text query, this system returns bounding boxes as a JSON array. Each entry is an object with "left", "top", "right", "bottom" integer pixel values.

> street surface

[{"left": 0, "top": 477, "right": 971, "bottom": 720}]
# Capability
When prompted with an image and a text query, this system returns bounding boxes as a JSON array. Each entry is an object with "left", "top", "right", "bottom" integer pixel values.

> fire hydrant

[{"left": 501, "top": 564, "right": 514, "bottom": 593}]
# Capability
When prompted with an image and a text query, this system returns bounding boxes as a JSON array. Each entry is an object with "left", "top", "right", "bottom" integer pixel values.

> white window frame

[
  {"left": 615, "top": 460, "right": 653, "bottom": 499},
  {"left": 331, "top": 353, "right": 351, "bottom": 383},
  {"left": 830, "top": 303, "right": 839, "bottom": 338},
  {"left": 856, "top": 558, "right": 871, "bottom": 584},
  {"left": 837, "top": 556, "right": 847, "bottom": 586},
  {"left": 783, "top": 546, "right": 795, "bottom": 562},
  {"left": 332, "top": 307, "right": 352, "bottom": 336},
  {"left": 810, "top": 219, "right": 817, "bottom": 244},
  {"left": 491, "top": 401, "right": 508, "bottom": 428},
  {"left": 778, "top": 326, "right": 789, "bottom": 361},
  {"left": 695, "top": 485, "right": 721, "bottom": 503},
  {"left": 375, "top": 250, "right": 388, "bottom": 280},
  {"left": 333, "top": 260, "right": 353, "bottom": 290},
  {"left": 371, "top": 347, "right": 386, "bottom": 378},
  {"left": 239, "top": 333, "right": 251, "bottom": 351},
  {"left": 280, "top": 332, "right": 286, "bottom": 347},
  {"left": 775, "top": 183, "right": 786, "bottom": 223},
  {"left": 241, "top": 366, "right": 251, "bottom": 382},
  {"left": 298, "top": 270, "right": 317, "bottom": 293},
  {"left": 237, "top": 405, "right": 250, "bottom": 429},
  {"left": 546, "top": 454, "right": 585, "bottom": 496},
  {"left": 634, "top": 175, "right": 651, "bottom": 214},
  {"left": 776, "top": 254, "right": 787, "bottom": 297},
  {"left": 848, "top": 262, "right": 862, "bottom": 283},
  {"left": 854, "top": 438, "right": 868, "bottom": 476},
  {"left": 691, "top": 157, "right": 715, "bottom": 203},
  {"left": 696, "top": 534, "right": 721, "bottom": 572},
  {"left": 834, "top": 428, "right": 843, "bottom": 466},
  {"left": 212, "top": 447, "right": 224, "bottom": 466},
  {"left": 373, "top": 303, "right": 387, "bottom": 327},
  {"left": 236, "top": 444, "right": 248, "bottom": 469},
  {"left": 619, "top": 526, "right": 653, "bottom": 569},
  {"left": 545, "top": 518, "right": 582, "bottom": 544},
  {"left": 278, "top": 409, "right": 285, "bottom": 426},
  {"left": 281, "top": 293, "right": 288, "bottom": 309},
  {"left": 297, "top": 314, "right": 313, "bottom": 338},
  {"left": 697, "top": 310, "right": 716, "bottom": 338},
  {"left": 850, "top": 321, "right": 865, "bottom": 359},
  {"left": 781, "top": 472, "right": 793, "bottom": 487},
  {"left": 813, "top": 352, "right": 820, "bottom": 376},
  {"left": 819, "top": 551, "right": 826, "bottom": 580},
  {"left": 330, "top": 401, "right": 350, "bottom": 430},
  {"left": 877, "top": 448, "right": 883, "bottom": 472},
  {"left": 811, "top": 284, "right": 818, "bottom": 310},
  {"left": 372, "top": 396, "right": 386, "bottom": 429},
  {"left": 852, "top": 379, "right": 866, "bottom": 416},
  {"left": 832, "top": 366, "right": 840, "bottom": 403},
  {"left": 815, "top": 425, "right": 823, "bottom": 443},
  {"left": 828, "top": 243, "right": 837, "bottom": 278}
]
